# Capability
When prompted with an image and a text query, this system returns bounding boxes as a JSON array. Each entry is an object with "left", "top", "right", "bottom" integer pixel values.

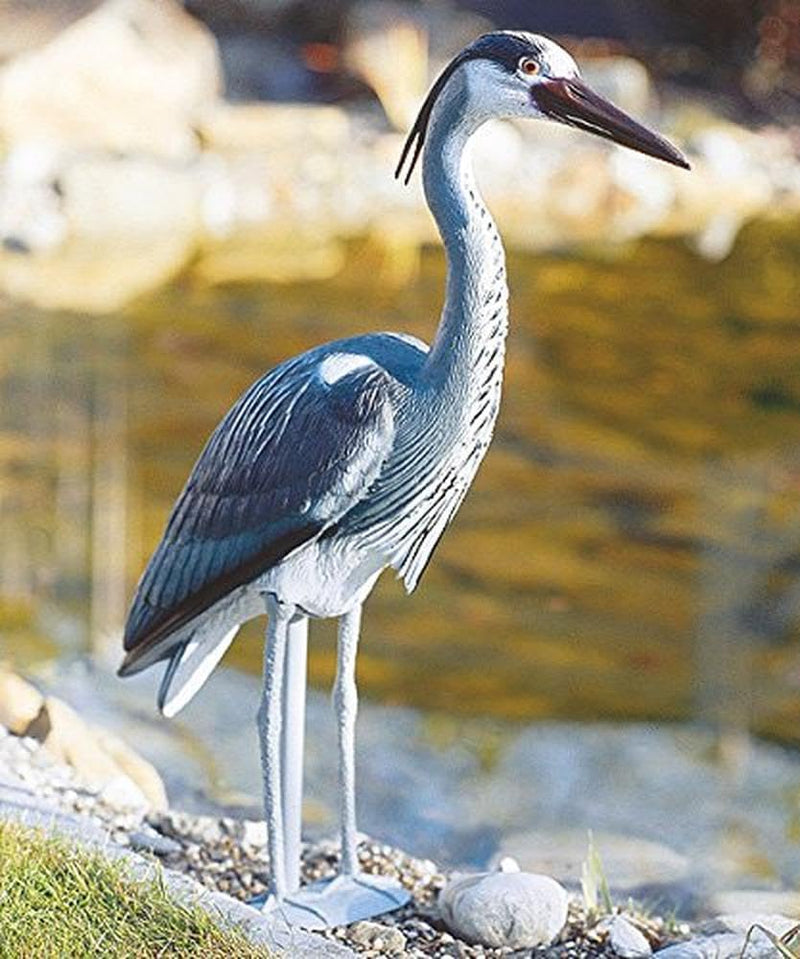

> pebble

[
  {"left": 605, "top": 915, "right": 653, "bottom": 957},
  {"left": 127, "top": 829, "right": 183, "bottom": 857},
  {"left": 349, "top": 920, "right": 406, "bottom": 955},
  {"left": 439, "top": 870, "right": 569, "bottom": 949},
  {"left": 241, "top": 818, "right": 267, "bottom": 848}
]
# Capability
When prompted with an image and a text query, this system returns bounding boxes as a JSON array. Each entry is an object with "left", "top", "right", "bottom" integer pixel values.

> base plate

[{"left": 251, "top": 873, "right": 410, "bottom": 930}]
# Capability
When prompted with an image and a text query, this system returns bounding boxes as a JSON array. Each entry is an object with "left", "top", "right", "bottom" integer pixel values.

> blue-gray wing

[{"left": 119, "top": 348, "right": 397, "bottom": 674}]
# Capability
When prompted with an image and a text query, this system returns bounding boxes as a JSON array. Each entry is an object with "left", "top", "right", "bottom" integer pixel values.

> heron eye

[{"left": 519, "top": 57, "right": 540, "bottom": 76}]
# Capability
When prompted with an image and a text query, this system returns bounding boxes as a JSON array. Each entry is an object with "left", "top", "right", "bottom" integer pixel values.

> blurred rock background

[{"left": 0, "top": 0, "right": 797, "bottom": 309}]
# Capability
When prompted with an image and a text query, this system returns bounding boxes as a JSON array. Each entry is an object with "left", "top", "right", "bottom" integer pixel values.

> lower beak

[{"left": 533, "top": 78, "right": 690, "bottom": 170}]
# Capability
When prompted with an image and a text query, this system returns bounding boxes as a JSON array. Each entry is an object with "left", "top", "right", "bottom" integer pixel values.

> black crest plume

[
  {"left": 394, "top": 48, "right": 474, "bottom": 186},
  {"left": 395, "top": 32, "right": 538, "bottom": 185}
]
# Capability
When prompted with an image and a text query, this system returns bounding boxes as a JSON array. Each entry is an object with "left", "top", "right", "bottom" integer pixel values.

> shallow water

[{"left": 2, "top": 222, "right": 800, "bottom": 888}]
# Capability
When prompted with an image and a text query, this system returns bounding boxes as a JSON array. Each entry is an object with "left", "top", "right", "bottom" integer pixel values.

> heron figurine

[{"left": 119, "top": 31, "right": 688, "bottom": 929}]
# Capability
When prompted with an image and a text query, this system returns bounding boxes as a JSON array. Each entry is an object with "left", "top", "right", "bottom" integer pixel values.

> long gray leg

[
  {"left": 258, "top": 595, "right": 294, "bottom": 900},
  {"left": 256, "top": 599, "right": 409, "bottom": 928},
  {"left": 334, "top": 603, "right": 362, "bottom": 876},
  {"left": 281, "top": 613, "right": 309, "bottom": 894}
]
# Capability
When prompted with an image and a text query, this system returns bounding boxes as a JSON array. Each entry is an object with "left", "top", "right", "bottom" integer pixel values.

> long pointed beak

[{"left": 533, "top": 78, "right": 690, "bottom": 170}]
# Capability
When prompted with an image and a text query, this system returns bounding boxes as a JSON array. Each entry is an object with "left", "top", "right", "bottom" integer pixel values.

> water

[{"left": 2, "top": 221, "right": 800, "bottom": 889}]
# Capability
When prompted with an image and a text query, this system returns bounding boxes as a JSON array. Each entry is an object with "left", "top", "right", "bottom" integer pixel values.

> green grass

[{"left": 0, "top": 821, "right": 273, "bottom": 958}]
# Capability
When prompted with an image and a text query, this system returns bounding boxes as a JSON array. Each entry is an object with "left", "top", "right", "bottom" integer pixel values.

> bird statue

[{"left": 118, "top": 31, "right": 688, "bottom": 929}]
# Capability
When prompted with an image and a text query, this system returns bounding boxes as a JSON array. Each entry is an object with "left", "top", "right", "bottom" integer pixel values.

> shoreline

[
  {"left": 2, "top": 689, "right": 797, "bottom": 957},
  {"left": 0, "top": 721, "right": 678, "bottom": 958}
]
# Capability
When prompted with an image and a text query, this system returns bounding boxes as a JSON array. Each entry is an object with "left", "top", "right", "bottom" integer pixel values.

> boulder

[
  {"left": 0, "top": 669, "right": 44, "bottom": 734},
  {"left": 27, "top": 695, "right": 126, "bottom": 787},
  {"left": 0, "top": 0, "right": 220, "bottom": 160},
  {"left": 93, "top": 727, "right": 168, "bottom": 811},
  {"left": 25, "top": 694, "right": 167, "bottom": 810}
]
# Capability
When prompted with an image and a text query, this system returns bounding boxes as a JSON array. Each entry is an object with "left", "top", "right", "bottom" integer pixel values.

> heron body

[{"left": 119, "top": 30, "right": 687, "bottom": 926}]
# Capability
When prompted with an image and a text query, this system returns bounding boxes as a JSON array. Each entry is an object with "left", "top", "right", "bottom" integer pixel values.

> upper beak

[{"left": 533, "top": 77, "right": 690, "bottom": 170}]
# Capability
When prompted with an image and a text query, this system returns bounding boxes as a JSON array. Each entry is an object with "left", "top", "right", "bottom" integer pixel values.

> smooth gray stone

[
  {"left": 127, "top": 829, "right": 183, "bottom": 856},
  {"left": 440, "top": 870, "right": 569, "bottom": 949},
  {"left": 605, "top": 915, "right": 652, "bottom": 957}
]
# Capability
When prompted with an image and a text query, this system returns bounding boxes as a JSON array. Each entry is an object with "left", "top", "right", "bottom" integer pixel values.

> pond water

[{"left": 2, "top": 221, "right": 800, "bottom": 891}]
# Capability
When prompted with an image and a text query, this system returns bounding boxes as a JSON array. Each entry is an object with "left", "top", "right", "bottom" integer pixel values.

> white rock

[
  {"left": 242, "top": 819, "right": 268, "bottom": 848},
  {"left": 63, "top": 154, "right": 202, "bottom": 241},
  {"left": 24, "top": 695, "right": 159, "bottom": 810},
  {"left": 605, "top": 915, "right": 652, "bottom": 957},
  {"left": 439, "top": 870, "right": 568, "bottom": 949},
  {"left": 98, "top": 773, "right": 149, "bottom": 811}
]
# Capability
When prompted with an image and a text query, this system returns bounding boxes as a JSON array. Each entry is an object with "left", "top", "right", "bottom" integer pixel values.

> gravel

[{"left": 0, "top": 725, "right": 691, "bottom": 958}]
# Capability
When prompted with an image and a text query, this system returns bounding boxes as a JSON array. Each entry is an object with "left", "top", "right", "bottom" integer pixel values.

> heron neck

[{"left": 420, "top": 92, "right": 509, "bottom": 395}]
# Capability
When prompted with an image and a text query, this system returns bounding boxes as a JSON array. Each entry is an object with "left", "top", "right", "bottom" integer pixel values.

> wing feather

[{"left": 119, "top": 348, "right": 397, "bottom": 676}]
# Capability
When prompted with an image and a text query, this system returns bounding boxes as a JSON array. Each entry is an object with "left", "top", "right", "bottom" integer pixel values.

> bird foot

[
  {"left": 248, "top": 890, "right": 279, "bottom": 912},
  {"left": 251, "top": 873, "right": 410, "bottom": 929}
]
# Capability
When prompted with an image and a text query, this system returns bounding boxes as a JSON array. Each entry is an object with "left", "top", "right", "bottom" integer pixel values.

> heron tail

[{"left": 157, "top": 624, "right": 240, "bottom": 718}]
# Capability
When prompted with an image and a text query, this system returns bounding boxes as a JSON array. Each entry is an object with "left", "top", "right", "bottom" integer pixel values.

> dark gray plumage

[{"left": 120, "top": 332, "right": 426, "bottom": 676}]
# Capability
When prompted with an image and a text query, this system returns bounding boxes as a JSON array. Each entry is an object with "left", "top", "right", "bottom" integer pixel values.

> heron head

[{"left": 396, "top": 31, "right": 690, "bottom": 184}]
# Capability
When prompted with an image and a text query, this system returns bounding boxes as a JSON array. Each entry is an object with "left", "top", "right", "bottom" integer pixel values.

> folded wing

[{"left": 119, "top": 348, "right": 397, "bottom": 676}]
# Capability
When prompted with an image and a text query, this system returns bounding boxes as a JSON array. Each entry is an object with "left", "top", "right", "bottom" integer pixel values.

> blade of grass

[
  {"left": 740, "top": 923, "right": 800, "bottom": 959},
  {"left": 580, "top": 830, "right": 613, "bottom": 915}
]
